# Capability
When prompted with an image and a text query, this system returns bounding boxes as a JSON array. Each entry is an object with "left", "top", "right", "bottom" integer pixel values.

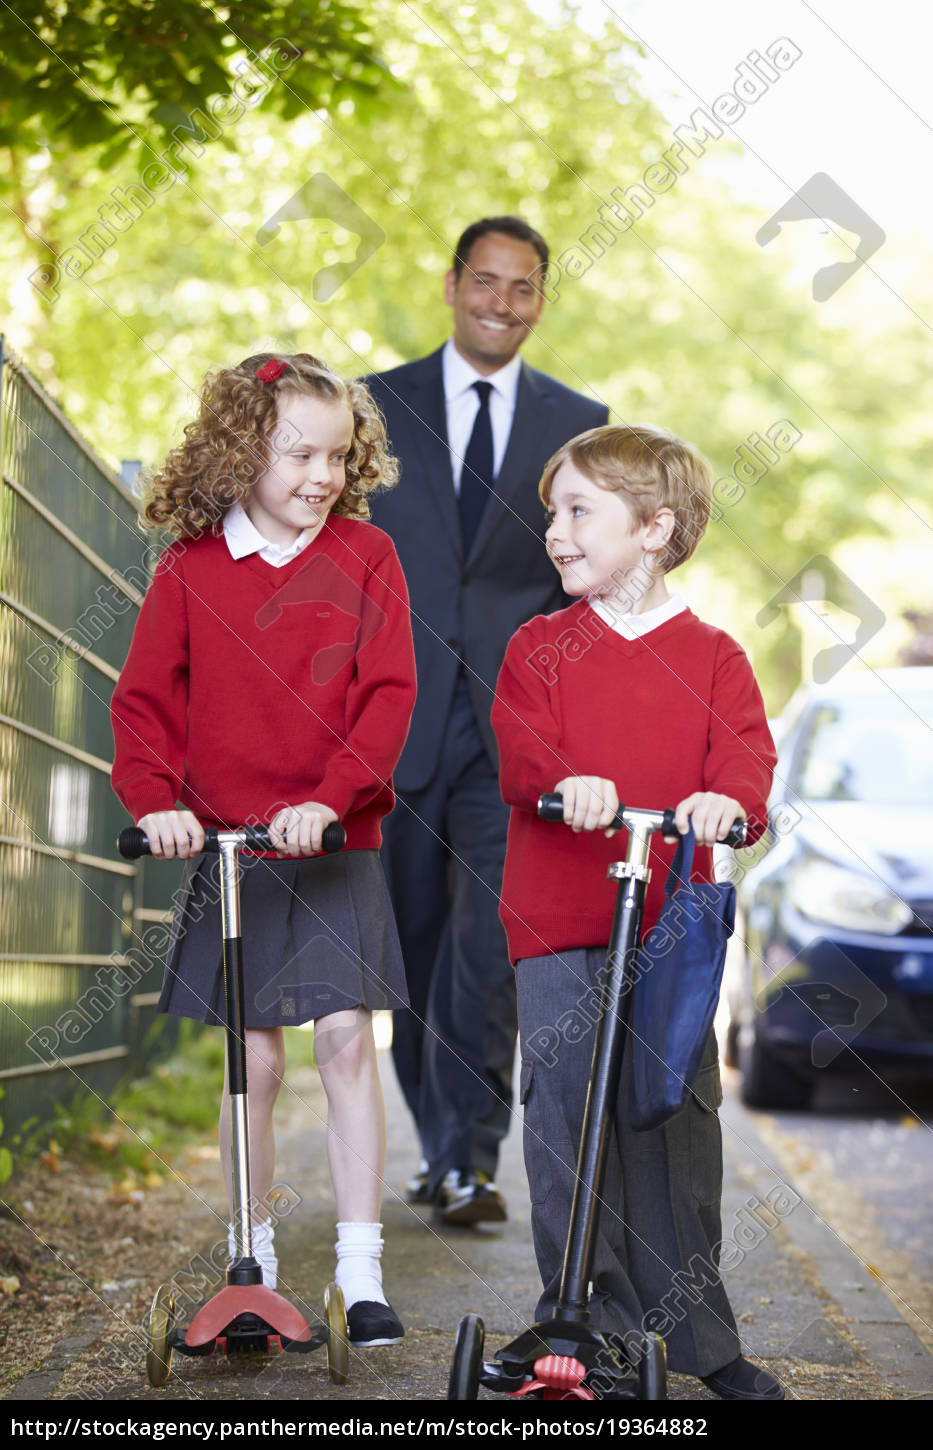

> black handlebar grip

[
  {"left": 117, "top": 826, "right": 150, "bottom": 859},
  {"left": 537, "top": 791, "right": 628, "bottom": 830},
  {"left": 237, "top": 822, "right": 347, "bottom": 853},
  {"left": 662, "top": 811, "right": 745, "bottom": 846},
  {"left": 235, "top": 823, "right": 347, "bottom": 852},
  {"left": 321, "top": 822, "right": 346, "bottom": 852},
  {"left": 537, "top": 792, "right": 568, "bottom": 823}
]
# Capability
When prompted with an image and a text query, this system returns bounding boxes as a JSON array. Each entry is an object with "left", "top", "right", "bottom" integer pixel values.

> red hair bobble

[{"left": 255, "top": 358, "right": 287, "bottom": 382}]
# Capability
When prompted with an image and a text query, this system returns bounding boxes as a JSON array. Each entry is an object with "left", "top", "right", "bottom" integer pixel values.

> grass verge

[{"left": 11, "top": 1019, "right": 318, "bottom": 1188}]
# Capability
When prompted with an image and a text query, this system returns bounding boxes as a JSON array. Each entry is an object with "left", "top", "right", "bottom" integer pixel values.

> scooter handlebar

[
  {"left": 117, "top": 821, "right": 347, "bottom": 860},
  {"left": 536, "top": 792, "right": 746, "bottom": 849}
]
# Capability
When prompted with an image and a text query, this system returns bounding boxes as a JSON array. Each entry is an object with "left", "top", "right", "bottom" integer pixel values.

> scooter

[
  {"left": 447, "top": 794, "right": 745, "bottom": 1401},
  {"left": 118, "top": 822, "right": 349, "bottom": 1388}
]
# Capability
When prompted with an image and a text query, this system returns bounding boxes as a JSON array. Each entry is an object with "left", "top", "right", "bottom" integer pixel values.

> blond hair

[
  {"left": 142, "top": 353, "right": 398, "bottom": 537},
  {"left": 539, "top": 423, "right": 712, "bottom": 573}
]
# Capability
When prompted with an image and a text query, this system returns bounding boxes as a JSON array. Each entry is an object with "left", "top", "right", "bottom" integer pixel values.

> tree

[{"left": 0, "top": 1, "right": 395, "bottom": 162}]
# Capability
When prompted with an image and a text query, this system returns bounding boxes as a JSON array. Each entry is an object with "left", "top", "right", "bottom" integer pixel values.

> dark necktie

[{"left": 458, "top": 380, "right": 494, "bottom": 554}]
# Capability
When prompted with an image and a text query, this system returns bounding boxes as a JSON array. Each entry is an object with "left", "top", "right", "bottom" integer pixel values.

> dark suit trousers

[
  {"left": 516, "top": 948, "right": 741, "bottom": 1378},
  {"left": 382, "top": 676, "right": 515, "bottom": 1185}
]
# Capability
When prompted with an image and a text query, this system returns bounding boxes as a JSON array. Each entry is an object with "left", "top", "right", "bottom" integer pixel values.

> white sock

[
  {"left": 228, "top": 1218, "right": 277, "bottom": 1289},
  {"left": 334, "top": 1221, "right": 387, "bottom": 1311}
]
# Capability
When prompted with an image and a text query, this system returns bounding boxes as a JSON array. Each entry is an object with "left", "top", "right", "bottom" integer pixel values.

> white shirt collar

[
  {"left": 442, "top": 338, "right": 523, "bottom": 410},
  {"left": 589, "top": 591, "right": 687, "bottom": 640},
  {"left": 223, "top": 502, "right": 311, "bottom": 567}
]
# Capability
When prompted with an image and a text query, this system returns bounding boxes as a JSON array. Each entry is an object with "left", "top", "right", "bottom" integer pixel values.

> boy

[{"left": 490, "top": 424, "right": 781, "bottom": 1400}]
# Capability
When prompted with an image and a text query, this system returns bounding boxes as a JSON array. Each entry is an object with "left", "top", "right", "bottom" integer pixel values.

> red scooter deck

[{"left": 186, "top": 1284, "right": 314, "bottom": 1346}]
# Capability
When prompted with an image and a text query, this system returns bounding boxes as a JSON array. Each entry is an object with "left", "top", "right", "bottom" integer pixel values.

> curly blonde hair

[
  {"left": 142, "top": 353, "right": 398, "bottom": 537},
  {"left": 539, "top": 424, "right": 712, "bottom": 575}
]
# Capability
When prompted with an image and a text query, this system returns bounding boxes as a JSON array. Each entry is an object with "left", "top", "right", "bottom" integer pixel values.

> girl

[{"left": 111, "top": 353, "right": 417, "bottom": 1347}]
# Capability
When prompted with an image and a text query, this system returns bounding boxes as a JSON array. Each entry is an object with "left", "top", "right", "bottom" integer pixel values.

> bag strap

[{"left": 664, "top": 822, "right": 696, "bottom": 900}]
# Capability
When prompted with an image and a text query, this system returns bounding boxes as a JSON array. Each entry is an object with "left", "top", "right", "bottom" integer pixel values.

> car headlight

[{"left": 786, "top": 858, "right": 914, "bottom": 935}]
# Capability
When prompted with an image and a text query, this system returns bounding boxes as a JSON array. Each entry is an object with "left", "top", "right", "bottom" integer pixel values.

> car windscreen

[{"left": 795, "top": 691, "right": 933, "bottom": 805}]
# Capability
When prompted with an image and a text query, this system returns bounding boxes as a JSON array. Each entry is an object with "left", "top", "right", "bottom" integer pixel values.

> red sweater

[
  {"left": 111, "top": 516, "right": 416, "bottom": 850},
  {"left": 491, "top": 603, "right": 776, "bottom": 963}
]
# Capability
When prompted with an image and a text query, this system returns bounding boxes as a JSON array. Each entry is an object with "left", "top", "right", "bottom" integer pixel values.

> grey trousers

[{"left": 516, "top": 948, "right": 741, "bottom": 1378}]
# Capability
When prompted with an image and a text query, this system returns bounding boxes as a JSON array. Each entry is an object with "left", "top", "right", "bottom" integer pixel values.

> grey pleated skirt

[{"left": 157, "top": 848, "right": 409, "bottom": 1029}]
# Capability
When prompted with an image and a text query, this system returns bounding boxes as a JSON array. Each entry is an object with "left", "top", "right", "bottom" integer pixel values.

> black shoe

[
  {"left": 405, "top": 1160, "right": 432, "bottom": 1204},
  {"left": 434, "top": 1169, "right": 507, "bottom": 1226},
  {"left": 700, "top": 1356, "right": 785, "bottom": 1400},
  {"left": 346, "top": 1300, "right": 404, "bottom": 1347}
]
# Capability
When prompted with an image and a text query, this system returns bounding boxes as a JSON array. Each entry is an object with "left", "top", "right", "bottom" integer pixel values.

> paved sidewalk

[{"left": 8, "top": 1045, "right": 933, "bottom": 1402}]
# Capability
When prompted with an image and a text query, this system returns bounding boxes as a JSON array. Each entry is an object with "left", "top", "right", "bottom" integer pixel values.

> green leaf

[{"left": 96, "top": 131, "right": 136, "bottom": 171}]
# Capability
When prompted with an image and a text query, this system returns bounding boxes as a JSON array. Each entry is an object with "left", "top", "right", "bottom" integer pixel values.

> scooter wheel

[
  {"left": 324, "top": 1281, "right": 349, "bottom": 1385},
  {"left": 448, "top": 1313, "right": 485, "bottom": 1399},
  {"left": 638, "top": 1332, "right": 667, "bottom": 1400},
  {"left": 146, "top": 1283, "right": 176, "bottom": 1387}
]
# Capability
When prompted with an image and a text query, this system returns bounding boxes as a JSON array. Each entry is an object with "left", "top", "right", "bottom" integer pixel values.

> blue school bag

[{"left": 627, "top": 824, "right": 736, "bottom": 1132}]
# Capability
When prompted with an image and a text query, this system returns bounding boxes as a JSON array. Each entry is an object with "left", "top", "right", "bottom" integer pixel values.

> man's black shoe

[
  {"left": 434, "top": 1169, "right": 507, "bottom": 1226},
  {"left": 700, "top": 1356, "right": 785, "bottom": 1400},
  {"left": 405, "top": 1159, "right": 431, "bottom": 1204}
]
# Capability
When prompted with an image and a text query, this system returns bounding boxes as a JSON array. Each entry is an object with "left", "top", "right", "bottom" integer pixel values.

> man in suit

[{"left": 366, "top": 216, "right": 608, "bottom": 1224}]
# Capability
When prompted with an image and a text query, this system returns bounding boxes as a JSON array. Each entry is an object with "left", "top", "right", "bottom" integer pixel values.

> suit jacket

[{"left": 366, "top": 346, "right": 608, "bottom": 793}]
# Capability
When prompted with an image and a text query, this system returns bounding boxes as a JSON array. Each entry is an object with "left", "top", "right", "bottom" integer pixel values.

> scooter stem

[
  {"left": 556, "top": 809, "right": 664, "bottom": 1317},
  {"left": 217, "top": 836, "right": 253, "bottom": 1264},
  {"left": 116, "top": 821, "right": 345, "bottom": 1289}
]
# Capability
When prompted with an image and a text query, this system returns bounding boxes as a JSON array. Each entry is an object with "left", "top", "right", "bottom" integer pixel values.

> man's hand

[
  {"left": 269, "top": 801, "right": 339, "bottom": 857},
  {"left": 554, "top": 776, "right": 621, "bottom": 836},
  {"left": 136, "top": 809, "right": 205, "bottom": 860},
  {"left": 672, "top": 792, "right": 744, "bottom": 846}
]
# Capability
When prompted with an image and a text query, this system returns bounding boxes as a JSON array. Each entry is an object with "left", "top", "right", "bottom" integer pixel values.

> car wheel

[{"left": 739, "top": 1028, "right": 813, "bottom": 1109}]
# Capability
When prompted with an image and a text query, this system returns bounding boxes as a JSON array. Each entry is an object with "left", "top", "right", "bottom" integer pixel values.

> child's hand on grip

[
  {"left": 673, "top": 792, "right": 744, "bottom": 846},
  {"left": 136, "top": 810, "right": 205, "bottom": 860},
  {"left": 554, "top": 776, "right": 621, "bottom": 837},
  {"left": 269, "top": 801, "right": 339, "bottom": 857}
]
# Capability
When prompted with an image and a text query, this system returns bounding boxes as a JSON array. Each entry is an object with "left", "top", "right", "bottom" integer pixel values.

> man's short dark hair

[{"left": 453, "top": 216, "right": 549, "bottom": 278}]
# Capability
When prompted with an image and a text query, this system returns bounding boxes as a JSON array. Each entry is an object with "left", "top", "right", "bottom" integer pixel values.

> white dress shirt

[
  {"left": 589, "top": 591, "right": 687, "bottom": 641},
  {"left": 442, "top": 338, "right": 522, "bottom": 494},
  {"left": 223, "top": 502, "right": 312, "bottom": 568}
]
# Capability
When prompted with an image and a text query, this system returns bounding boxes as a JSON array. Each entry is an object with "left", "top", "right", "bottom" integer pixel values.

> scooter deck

[
  {"left": 485, "top": 1315, "right": 639, "bottom": 1396},
  {"left": 186, "top": 1283, "right": 314, "bottom": 1345},
  {"left": 162, "top": 1284, "right": 329, "bottom": 1358}
]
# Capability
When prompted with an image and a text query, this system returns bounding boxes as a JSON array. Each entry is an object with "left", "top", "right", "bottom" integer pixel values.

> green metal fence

[{"left": 0, "top": 337, "right": 183, "bottom": 1142}]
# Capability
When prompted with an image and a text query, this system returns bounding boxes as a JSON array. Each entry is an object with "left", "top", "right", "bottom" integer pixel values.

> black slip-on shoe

[
  {"left": 700, "top": 1356, "right": 785, "bottom": 1400},
  {"left": 346, "top": 1299, "right": 405, "bottom": 1347},
  {"left": 434, "top": 1169, "right": 507, "bottom": 1227}
]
